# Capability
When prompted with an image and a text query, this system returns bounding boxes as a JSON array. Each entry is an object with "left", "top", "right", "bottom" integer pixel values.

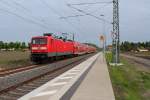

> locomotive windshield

[{"left": 32, "top": 38, "right": 47, "bottom": 44}]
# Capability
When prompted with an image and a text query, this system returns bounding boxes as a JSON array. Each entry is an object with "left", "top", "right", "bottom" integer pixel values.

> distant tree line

[
  {"left": 120, "top": 41, "right": 150, "bottom": 52},
  {"left": 0, "top": 41, "right": 28, "bottom": 50}
]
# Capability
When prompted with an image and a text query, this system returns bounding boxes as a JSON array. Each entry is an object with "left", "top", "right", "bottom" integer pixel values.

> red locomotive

[{"left": 30, "top": 33, "right": 96, "bottom": 63}]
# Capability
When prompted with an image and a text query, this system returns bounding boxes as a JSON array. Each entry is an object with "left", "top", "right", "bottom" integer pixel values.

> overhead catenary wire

[
  {"left": 10, "top": 0, "right": 48, "bottom": 23},
  {"left": 0, "top": 0, "right": 56, "bottom": 30},
  {"left": 10, "top": 0, "right": 44, "bottom": 22},
  {"left": 13, "top": 0, "right": 59, "bottom": 31},
  {"left": 67, "top": 4, "right": 112, "bottom": 24},
  {"left": 60, "top": 14, "right": 85, "bottom": 19},
  {"left": 88, "top": 2, "right": 113, "bottom": 14},
  {"left": 0, "top": 0, "right": 53, "bottom": 30},
  {"left": 0, "top": 8, "right": 49, "bottom": 29},
  {"left": 39, "top": 0, "right": 84, "bottom": 34},
  {"left": 65, "top": 0, "right": 113, "bottom": 44},
  {"left": 11, "top": 0, "right": 31, "bottom": 12},
  {"left": 62, "top": 1, "right": 95, "bottom": 19},
  {"left": 60, "top": 2, "right": 112, "bottom": 20},
  {"left": 69, "top": 1, "right": 112, "bottom": 6},
  {"left": 63, "top": 0, "right": 89, "bottom": 42}
]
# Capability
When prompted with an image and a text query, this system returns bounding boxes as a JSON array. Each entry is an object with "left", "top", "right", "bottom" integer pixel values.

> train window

[{"left": 32, "top": 38, "right": 47, "bottom": 44}]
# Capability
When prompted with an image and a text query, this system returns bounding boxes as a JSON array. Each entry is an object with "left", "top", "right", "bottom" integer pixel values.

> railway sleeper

[
  {"left": 36, "top": 79, "right": 50, "bottom": 83},
  {"left": 26, "top": 82, "right": 44, "bottom": 87},
  {"left": 24, "top": 83, "right": 41, "bottom": 87},
  {"left": 31, "top": 81, "right": 46, "bottom": 85},
  {"left": 40, "top": 77, "right": 53, "bottom": 81},
  {"left": 15, "top": 88, "right": 32, "bottom": 93},
  {"left": 0, "top": 93, "right": 22, "bottom": 99},
  {"left": 7, "top": 91, "right": 25, "bottom": 97},
  {"left": 0, "top": 95, "right": 17, "bottom": 100},
  {"left": 25, "top": 83, "right": 40, "bottom": 87},
  {"left": 21, "top": 85, "right": 38, "bottom": 90},
  {"left": 43, "top": 75, "right": 57, "bottom": 79}
]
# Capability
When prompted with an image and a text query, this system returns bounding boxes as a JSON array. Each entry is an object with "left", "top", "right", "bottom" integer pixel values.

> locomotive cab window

[{"left": 32, "top": 38, "right": 47, "bottom": 44}]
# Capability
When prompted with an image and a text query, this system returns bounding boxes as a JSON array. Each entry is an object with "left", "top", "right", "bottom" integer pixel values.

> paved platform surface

[{"left": 71, "top": 53, "right": 115, "bottom": 100}]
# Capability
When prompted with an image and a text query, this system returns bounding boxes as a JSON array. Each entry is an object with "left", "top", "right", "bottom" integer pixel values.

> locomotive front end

[{"left": 30, "top": 37, "right": 48, "bottom": 62}]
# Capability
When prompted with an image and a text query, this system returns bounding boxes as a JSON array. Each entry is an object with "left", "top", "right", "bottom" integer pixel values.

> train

[{"left": 30, "top": 33, "right": 96, "bottom": 63}]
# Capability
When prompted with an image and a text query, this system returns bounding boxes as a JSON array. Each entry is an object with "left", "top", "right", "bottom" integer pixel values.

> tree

[
  {"left": 4, "top": 43, "right": 8, "bottom": 50},
  {"left": 14, "top": 42, "right": 21, "bottom": 50},
  {"left": 8, "top": 42, "right": 14, "bottom": 49},
  {"left": 120, "top": 41, "right": 150, "bottom": 52},
  {"left": 0, "top": 41, "right": 4, "bottom": 49},
  {"left": 0, "top": 41, "right": 28, "bottom": 50},
  {"left": 21, "top": 42, "right": 26, "bottom": 49}
]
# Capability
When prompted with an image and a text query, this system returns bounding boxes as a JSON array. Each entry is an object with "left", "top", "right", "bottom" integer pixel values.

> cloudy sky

[{"left": 0, "top": 0, "right": 149, "bottom": 46}]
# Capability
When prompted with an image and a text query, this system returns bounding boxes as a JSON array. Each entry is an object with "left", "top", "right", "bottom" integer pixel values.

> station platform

[
  {"left": 19, "top": 53, "right": 115, "bottom": 100},
  {"left": 71, "top": 53, "right": 115, "bottom": 100}
]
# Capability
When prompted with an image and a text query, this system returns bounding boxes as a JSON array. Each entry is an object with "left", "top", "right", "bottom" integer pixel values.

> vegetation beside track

[
  {"left": 106, "top": 52, "right": 150, "bottom": 100},
  {"left": 0, "top": 51, "right": 31, "bottom": 70},
  {"left": 120, "top": 41, "right": 150, "bottom": 52}
]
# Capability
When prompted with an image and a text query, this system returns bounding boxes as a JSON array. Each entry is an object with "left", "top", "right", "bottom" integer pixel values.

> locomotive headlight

[
  {"left": 32, "top": 47, "right": 38, "bottom": 50},
  {"left": 40, "top": 47, "right": 47, "bottom": 50}
]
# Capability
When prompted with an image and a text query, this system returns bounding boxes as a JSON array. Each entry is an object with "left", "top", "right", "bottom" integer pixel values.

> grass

[
  {"left": 0, "top": 51, "right": 31, "bottom": 70},
  {"left": 106, "top": 52, "right": 150, "bottom": 100}
]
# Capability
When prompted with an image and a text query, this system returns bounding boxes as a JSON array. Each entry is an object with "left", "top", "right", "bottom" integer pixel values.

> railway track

[
  {"left": 0, "top": 56, "right": 76, "bottom": 77},
  {"left": 121, "top": 54, "right": 150, "bottom": 67},
  {"left": 125, "top": 52, "right": 150, "bottom": 60},
  {"left": 0, "top": 54, "right": 94, "bottom": 100},
  {"left": 0, "top": 65, "right": 38, "bottom": 77}
]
